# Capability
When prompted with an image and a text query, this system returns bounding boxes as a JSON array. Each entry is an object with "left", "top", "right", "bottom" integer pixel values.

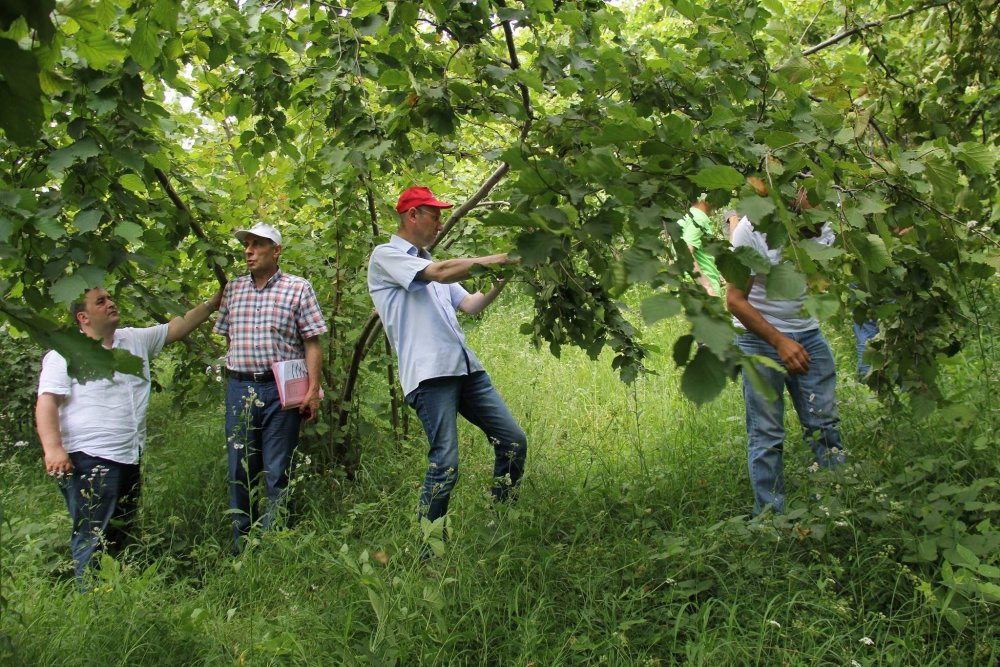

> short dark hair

[{"left": 69, "top": 288, "right": 99, "bottom": 325}]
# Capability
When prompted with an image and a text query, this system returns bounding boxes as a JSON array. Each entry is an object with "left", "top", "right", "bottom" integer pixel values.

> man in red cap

[{"left": 368, "top": 186, "right": 526, "bottom": 556}]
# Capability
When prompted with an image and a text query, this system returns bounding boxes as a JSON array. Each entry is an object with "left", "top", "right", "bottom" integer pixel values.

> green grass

[{"left": 2, "top": 293, "right": 999, "bottom": 666}]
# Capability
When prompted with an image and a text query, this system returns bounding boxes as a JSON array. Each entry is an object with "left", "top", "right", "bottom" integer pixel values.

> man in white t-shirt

[
  {"left": 36, "top": 286, "right": 221, "bottom": 585},
  {"left": 726, "top": 190, "right": 844, "bottom": 516}
]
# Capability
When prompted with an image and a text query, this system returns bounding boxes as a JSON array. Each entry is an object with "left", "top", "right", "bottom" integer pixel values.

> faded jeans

[
  {"left": 225, "top": 378, "right": 301, "bottom": 552},
  {"left": 406, "top": 372, "right": 527, "bottom": 529},
  {"left": 737, "top": 329, "right": 844, "bottom": 515}
]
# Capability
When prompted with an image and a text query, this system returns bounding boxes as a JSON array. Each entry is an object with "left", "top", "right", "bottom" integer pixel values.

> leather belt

[{"left": 226, "top": 368, "right": 275, "bottom": 382}]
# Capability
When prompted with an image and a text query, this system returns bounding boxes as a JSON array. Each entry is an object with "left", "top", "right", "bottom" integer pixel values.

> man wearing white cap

[
  {"left": 368, "top": 186, "right": 526, "bottom": 556},
  {"left": 213, "top": 222, "right": 327, "bottom": 552}
]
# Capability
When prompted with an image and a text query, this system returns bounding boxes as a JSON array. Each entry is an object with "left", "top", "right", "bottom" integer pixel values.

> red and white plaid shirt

[{"left": 213, "top": 270, "right": 327, "bottom": 373}]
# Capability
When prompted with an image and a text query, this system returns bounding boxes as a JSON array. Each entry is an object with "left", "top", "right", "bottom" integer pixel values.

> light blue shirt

[{"left": 368, "top": 235, "right": 485, "bottom": 396}]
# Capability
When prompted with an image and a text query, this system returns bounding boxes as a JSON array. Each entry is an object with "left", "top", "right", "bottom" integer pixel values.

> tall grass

[{"left": 1, "top": 290, "right": 998, "bottom": 666}]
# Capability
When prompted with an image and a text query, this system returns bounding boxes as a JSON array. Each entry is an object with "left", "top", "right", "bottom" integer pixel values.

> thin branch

[
  {"left": 802, "top": 2, "right": 952, "bottom": 56},
  {"left": 153, "top": 168, "right": 229, "bottom": 287}
]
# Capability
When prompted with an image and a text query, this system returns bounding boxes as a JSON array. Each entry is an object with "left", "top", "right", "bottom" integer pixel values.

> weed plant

[{"left": 1, "top": 287, "right": 998, "bottom": 666}]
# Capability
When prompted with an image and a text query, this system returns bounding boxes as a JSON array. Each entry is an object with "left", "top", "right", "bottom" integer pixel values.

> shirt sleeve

[
  {"left": 295, "top": 281, "right": 328, "bottom": 339},
  {"left": 448, "top": 282, "right": 470, "bottom": 309},
  {"left": 212, "top": 280, "right": 234, "bottom": 336},
  {"left": 730, "top": 217, "right": 765, "bottom": 277},
  {"left": 370, "top": 245, "right": 432, "bottom": 292},
  {"left": 132, "top": 324, "right": 169, "bottom": 358},
  {"left": 37, "top": 350, "right": 70, "bottom": 397}
]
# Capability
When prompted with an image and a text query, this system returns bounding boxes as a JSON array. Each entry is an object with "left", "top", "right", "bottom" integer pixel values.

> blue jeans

[
  {"left": 60, "top": 452, "right": 142, "bottom": 588},
  {"left": 737, "top": 330, "right": 844, "bottom": 515},
  {"left": 225, "top": 378, "right": 301, "bottom": 551},
  {"left": 406, "top": 372, "right": 527, "bottom": 528},
  {"left": 853, "top": 319, "right": 879, "bottom": 378}
]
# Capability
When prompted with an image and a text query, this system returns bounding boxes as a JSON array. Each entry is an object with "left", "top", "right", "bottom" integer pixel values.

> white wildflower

[
  {"left": 768, "top": 620, "right": 780, "bottom": 628},
  {"left": 13, "top": 440, "right": 28, "bottom": 448},
  {"left": 254, "top": 399, "right": 265, "bottom": 408},
  {"left": 859, "top": 636, "right": 874, "bottom": 646}
]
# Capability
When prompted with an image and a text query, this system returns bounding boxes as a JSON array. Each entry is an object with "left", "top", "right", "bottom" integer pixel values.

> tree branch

[
  {"left": 802, "top": 2, "right": 952, "bottom": 56},
  {"left": 153, "top": 168, "right": 229, "bottom": 287}
]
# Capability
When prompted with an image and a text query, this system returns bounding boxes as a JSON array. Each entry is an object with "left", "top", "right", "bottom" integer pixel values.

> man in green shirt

[{"left": 678, "top": 200, "right": 724, "bottom": 297}]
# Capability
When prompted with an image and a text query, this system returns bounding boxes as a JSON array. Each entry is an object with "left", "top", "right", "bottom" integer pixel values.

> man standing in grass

[
  {"left": 368, "top": 186, "right": 527, "bottom": 555},
  {"left": 36, "top": 285, "right": 222, "bottom": 586},
  {"left": 725, "top": 189, "right": 844, "bottom": 516},
  {"left": 214, "top": 222, "right": 326, "bottom": 553}
]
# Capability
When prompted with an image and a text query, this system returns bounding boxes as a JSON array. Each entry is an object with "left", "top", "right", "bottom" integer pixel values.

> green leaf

[
  {"left": 624, "top": 247, "right": 661, "bottom": 282},
  {"left": 672, "top": 334, "right": 694, "bottom": 366},
  {"left": 680, "top": 347, "right": 727, "bottom": 405},
  {"left": 119, "top": 173, "right": 147, "bottom": 192},
  {"left": 924, "top": 157, "right": 959, "bottom": 201},
  {"left": 688, "top": 312, "right": 736, "bottom": 357},
  {"left": 733, "top": 196, "right": 775, "bottom": 225},
  {"left": 130, "top": 18, "right": 159, "bottom": 70},
  {"left": 515, "top": 230, "right": 564, "bottom": 266},
  {"left": 689, "top": 165, "right": 744, "bottom": 191},
  {"left": 0, "top": 39, "right": 43, "bottom": 145},
  {"left": 856, "top": 234, "right": 893, "bottom": 272},
  {"left": 352, "top": 0, "right": 383, "bottom": 18},
  {"left": 797, "top": 239, "right": 844, "bottom": 262},
  {"left": 76, "top": 32, "right": 128, "bottom": 70},
  {"left": 595, "top": 122, "right": 650, "bottom": 145},
  {"left": 640, "top": 293, "right": 680, "bottom": 325},
  {"left": 50, "top": 274, "right": 90, "bottom": 305},
  {"left": 73, "top": 209, "right": 103, "bottom": 232},
  {"left": 732, "top": 246, "right": 772, "bottom": 275},
  {"left": 956, "top": 142, "right": 997, "bottom": 175},
  {"left": 48, "top": 138, "right": 101, "bottom": 172},
  {"left": 740, "top": 356, "right": 779, "bottom": 402},
  {"left": 764, "top": 263, "right": 805, "bottom": 300},
  {"left": 803, "top": 293, "right": 839, "bottom": 321},
  {"left": 717, "top": 252, "right": 750, "bottom": 289},
  {"left": 35, "top": 217, "right": 64, "bottom": 239},
  {"left": 115, "top": 221, "right": 144, "bottom": 243}
]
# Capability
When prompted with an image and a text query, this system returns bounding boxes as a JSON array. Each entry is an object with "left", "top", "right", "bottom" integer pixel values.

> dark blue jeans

[
  {"left": 853, "top": 319, "right": 879, "bottom": 378},
  {"left": 737, "top": 330, "right": 844, "bottom": 515},
  {"left": 61, "top": 452, "right": 142, "bottom": 588},
  {"left": 406, "top": 372, "right": 527, "bottom": 528},
  {"left": 225, "top": 378, "right": 301, "bottom": 551}
]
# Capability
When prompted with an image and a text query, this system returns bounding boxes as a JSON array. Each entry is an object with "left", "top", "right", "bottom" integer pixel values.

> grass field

[{"left": 2, "top": 292, "right": 998, "bottom": 666}]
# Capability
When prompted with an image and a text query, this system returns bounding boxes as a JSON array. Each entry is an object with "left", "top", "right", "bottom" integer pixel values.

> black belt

[{"left": 226, "top": 368, "right": 275, "bottom": 382}]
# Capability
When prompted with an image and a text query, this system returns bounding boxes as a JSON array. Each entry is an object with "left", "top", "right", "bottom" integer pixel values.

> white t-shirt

[
  {"left": 730, "top": 216, "right": 835, "bottom": 333},
  {"left": 37, "top": 325, "right": 168, "bottom": 465}
]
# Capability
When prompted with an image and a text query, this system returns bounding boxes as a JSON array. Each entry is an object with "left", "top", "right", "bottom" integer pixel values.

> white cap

[{"left": 234, "top": 222, "right": 282, "bottom": 246}]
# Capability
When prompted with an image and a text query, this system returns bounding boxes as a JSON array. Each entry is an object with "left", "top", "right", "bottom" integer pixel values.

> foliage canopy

[{"left": 1, "top": 0, "right": 998, "bottom": 425}]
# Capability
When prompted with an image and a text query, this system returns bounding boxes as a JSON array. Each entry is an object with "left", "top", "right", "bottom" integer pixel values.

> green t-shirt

[{"left": 678, "top": 207, "right": 723, "bottom": 296}]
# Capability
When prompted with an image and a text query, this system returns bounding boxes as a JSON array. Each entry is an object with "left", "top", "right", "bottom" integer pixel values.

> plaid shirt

[{"left": 213, "top": 270, "right": 327, "bottom": 373}]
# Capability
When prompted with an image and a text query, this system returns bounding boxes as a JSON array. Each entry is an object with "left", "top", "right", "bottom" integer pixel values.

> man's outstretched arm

[
  {"left": 166, "top": 288, "right": 223, "bottom": 344},
  {"left": 418, "top": 253, "right": 512, "bottom": 284}
]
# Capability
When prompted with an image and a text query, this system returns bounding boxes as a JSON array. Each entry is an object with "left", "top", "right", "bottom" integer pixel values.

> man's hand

[
  {"left": 44, "top": 444, "right": 73, "bottom": 477},
  {"left": 299, "top": 387, "right": 320, "bottom": 422},
  {"left": 776, "top": 336, "right": 811, "bottom": 374}
]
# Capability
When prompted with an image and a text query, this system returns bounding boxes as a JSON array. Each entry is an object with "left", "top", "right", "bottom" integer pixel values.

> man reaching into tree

[
  {"left": 726, "top": 188, "right": 844, "bottom": 516},
  {"left": 213, "top": 222, "right": 326, "bottom": 554},
  {"left": 367, "top": 186, "right": 527, "bottom": 557},
  {"left": 36, "top": 285, "right": 222, "bottom": 587}
]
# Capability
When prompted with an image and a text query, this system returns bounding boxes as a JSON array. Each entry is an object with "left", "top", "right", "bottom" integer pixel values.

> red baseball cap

[{"left": 396, "top": 186, "right": 454, "bottom": 213}]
